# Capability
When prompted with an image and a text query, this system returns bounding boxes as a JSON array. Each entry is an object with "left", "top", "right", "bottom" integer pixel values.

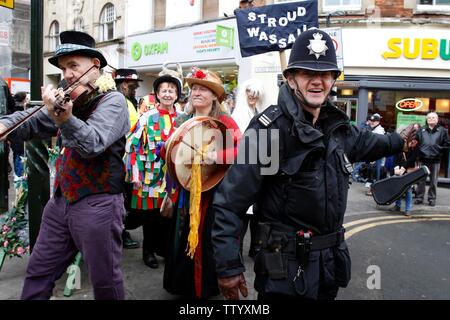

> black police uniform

[
  {"left": 211, "top": 29, "right": 406, "bottom": 300},
  {"left": 212, "top": 83, "right": 404, "bottom": 299}
]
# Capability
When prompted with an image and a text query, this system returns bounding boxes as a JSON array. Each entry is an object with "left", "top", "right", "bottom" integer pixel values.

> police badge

[{"left": 307, "top": 32, "right": 328, "bottom": 59}]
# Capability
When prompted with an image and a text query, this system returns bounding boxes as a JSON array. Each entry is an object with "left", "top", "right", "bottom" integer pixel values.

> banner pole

[{"left": 279, "top": 50, "right": 287, "bottom": 80}]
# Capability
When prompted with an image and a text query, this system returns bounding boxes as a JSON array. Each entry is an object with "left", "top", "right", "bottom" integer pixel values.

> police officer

[{"left": 211, "top": 28, "right": 415, "bottom": 300}]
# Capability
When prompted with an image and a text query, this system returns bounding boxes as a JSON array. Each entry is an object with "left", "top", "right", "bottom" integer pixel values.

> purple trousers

[{"left": 21, "top": 192, "right": 125, "bottom": 300}]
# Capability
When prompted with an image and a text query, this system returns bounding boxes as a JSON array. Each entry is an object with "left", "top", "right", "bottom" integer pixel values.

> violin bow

[{"left": 0, "top": 65, "right": 99, "bottom": 140}]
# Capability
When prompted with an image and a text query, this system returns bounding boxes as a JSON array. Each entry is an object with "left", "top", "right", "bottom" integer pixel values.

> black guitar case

[{"left": 371, "top": 166, "right": 430, "bottom": 205}]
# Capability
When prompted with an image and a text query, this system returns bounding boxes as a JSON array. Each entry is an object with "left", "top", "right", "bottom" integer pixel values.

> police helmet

[{"left": 283, "top": 28, "right": 341, "bottom": 79}]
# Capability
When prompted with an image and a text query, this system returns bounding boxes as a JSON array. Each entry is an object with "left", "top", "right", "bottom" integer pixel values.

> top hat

[
  {"left": 113, "top": 69, "right": 143, "bottom": 82},
  {"left": 185, "top": 67, "right": 225, "bottom": 103},
  {"left": 283, "top": 28, "right": 341, "bottom": 79},
  {"left": 48, "top": 31, "right": 107, "bottom": 68}
]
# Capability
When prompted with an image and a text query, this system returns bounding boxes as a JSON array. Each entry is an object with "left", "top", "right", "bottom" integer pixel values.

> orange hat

[{"left": 185, "top": 67, "right": 225, "bottom": 102}]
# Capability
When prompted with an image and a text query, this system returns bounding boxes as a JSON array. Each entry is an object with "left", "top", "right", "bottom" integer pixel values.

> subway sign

[
  {"left": 131, "top": 41, "right": 169, "bottom": 61},
  {"left": 0, "top": 0, "right": 14, "bottom": 9},
  {"left": 396, "top": 98, "right": 423, "bottom": 112},
  {"left": 382, "top": 38, "right": 450, "bottom": 60}
]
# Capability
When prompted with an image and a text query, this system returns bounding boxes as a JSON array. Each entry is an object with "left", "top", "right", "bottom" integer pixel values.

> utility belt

[
  {"left": 253, "top": 222, "right": 346, "bottom": 297},
  {"left": 256, "top": 222, "right": 345, "bottom": 253}
]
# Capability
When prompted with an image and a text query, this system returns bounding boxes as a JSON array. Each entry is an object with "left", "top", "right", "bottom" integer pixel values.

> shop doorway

[{"left": 336, "top": 98, "right": 357, "bottom": 124}]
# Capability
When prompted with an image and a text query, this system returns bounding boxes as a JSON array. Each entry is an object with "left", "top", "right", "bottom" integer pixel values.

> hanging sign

[
  {"left": 396, "top": 98, "right": 424, "bottom": 112},
  {"left": 216, "top": 25, "right": 234, "bottom": 49}
]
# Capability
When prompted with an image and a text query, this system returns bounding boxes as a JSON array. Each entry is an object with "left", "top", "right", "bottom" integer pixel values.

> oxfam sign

[
  {"left": 131, "top": 42, "right": 143, "bottom": 61},
  {"left": 131, "top": 41, "right": 169, "bottom": 61}
]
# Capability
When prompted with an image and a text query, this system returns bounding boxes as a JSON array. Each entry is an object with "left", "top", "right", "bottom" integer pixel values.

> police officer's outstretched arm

[
  {"left": 212, "top": 119, "right": 278, "bottom": 300},
  {"left": 347, "top": 124, "right": 406, "bottom": 163}
]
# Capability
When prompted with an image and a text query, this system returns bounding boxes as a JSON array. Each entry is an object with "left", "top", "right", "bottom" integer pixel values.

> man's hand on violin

[{"left": 42, "top": 84, "right": 73, "bottom": 127}]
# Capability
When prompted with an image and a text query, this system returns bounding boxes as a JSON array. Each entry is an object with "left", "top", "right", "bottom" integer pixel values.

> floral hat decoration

[{"left": 185, "top": 67, "right": 225, "bottom": 102}]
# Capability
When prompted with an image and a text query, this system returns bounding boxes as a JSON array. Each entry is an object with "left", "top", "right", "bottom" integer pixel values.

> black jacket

[
  {"left": 212, "top": 84, "right": 404, "bottom": 297},
  {"left": 416, "top": 125, "right": 449, "bottom": 163},
  {"left": 392, "top": 148, "right": 418, "bottom": 174}
]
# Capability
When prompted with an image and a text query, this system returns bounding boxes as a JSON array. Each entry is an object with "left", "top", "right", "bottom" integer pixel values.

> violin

[
  {"left": 0, "top": 66, "right": 99, "bottom": 140},
  {"left": 52, "top": 65, "right": 99, "bottom": 115}
]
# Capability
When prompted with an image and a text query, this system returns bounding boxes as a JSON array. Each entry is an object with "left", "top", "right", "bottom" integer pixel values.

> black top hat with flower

[
  {"left": 113, "top": 68, "right": 143, "bottom": 83},
  {"left": 48, "top": 31, "right": 107, "bottom": 68}
]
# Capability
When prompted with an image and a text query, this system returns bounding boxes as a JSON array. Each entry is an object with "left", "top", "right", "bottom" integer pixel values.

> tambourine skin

[{"left": 166, "top": 116, "right": 232, "bottom": 192}]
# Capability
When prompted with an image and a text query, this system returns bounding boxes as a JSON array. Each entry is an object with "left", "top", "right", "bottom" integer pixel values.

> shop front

[
  {"left": 336, "top": 27, "right": 450, "bottom": 178},
  {"left": 125, "top": 17, "right": 246, "bottom": 104}
]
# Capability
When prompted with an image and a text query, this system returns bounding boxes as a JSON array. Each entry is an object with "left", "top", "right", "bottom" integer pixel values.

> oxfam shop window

[{"left": 368, "top": 90, "right": 450, "bottom": 177}]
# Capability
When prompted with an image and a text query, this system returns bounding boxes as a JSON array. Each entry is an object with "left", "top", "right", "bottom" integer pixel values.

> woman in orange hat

[{"left": 163, "top": 67, "right": 241, "bottom": 299}]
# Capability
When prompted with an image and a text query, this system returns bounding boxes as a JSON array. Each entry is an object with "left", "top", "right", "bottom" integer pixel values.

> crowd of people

[
  {"left": 351, "top": 111, "right": 449, "bottom": 215},
  {"left": 0, "top": 25, "right": 447, "bottom": 301}
]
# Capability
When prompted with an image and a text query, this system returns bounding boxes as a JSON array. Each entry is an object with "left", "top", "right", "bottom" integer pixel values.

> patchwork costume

[
  {"left": 124, "top": 106, "right": 179, "bottom": 210},
  {"left": 122, "top": 65, "right": 184, "bottom": 267}
]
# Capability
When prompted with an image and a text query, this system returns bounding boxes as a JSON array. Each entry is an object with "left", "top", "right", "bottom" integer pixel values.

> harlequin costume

[
  {"left": 124, "top": 105, "right": 179, "bottom": 210},
  {"left": 163, "top": 68, "right": 242, "bottom": 299},
  {"left": 123, "top": 65, "right": 184, "bottom": 268}
]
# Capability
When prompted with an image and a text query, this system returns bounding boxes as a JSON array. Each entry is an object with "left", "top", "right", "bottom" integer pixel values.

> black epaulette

[{"left": 257, "top": 105, "right": 283, "bottom": 127}]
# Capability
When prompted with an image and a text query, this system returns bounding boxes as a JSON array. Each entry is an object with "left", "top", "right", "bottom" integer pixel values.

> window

[
  {"left": 49, "top": 20, "right": 59, "bottom": 51},
  {"left": 127, "top": 0, "right": 152, "bottom": 34},
  {"left": 417, "top": 0, "right": 450, "bottom": 11},
  {"left": 322, "top": 0, "right": 361, "bottom": 12},
  {"left": 74, "top": 17, "right": 84, "bottom": 31},
  {"left": 100, "top": 3, "right": 116, "bottom": 41},
  {"left": 165, "top": 0, "right": 202, "bottom": 27}
]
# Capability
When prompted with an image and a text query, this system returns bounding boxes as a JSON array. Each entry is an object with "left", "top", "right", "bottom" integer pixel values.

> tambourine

[{"left": 165, "top": 116, "right": 232, "bottom": 192}]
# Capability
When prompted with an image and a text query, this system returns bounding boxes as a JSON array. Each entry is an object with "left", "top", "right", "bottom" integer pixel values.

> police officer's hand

[
  {"left": 0, "top": 122, "right": 7, "bottom": 141},
  {"left": 218, "top": 273, "right": 248, "bottom": 300},
  {"left": 399, "top": 124, "right": 417, "bottom": 152},
  {"left": 42, "top": 84, "right": 73, "bottom": 127}
]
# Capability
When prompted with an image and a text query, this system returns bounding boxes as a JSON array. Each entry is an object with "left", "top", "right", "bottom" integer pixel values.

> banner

[{"left": 235, "top": 0, "right": 318, "bottom": 57}]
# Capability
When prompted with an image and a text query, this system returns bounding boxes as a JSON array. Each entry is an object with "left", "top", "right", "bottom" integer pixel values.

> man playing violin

[{"left": 0, "top": 31, "right": 129, "bottom": 300}]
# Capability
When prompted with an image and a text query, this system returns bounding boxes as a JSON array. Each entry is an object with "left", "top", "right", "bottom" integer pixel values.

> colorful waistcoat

[
  {"left": 54, "top": 93, "right": 126, "bottom": 203},
  {"left": 124, "top": 105, "right": 178, "bottom": 209}
]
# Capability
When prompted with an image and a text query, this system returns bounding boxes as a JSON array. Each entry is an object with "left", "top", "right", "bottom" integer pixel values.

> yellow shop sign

[
  {"left": 382, "top": 38, "right": 450, "bottom": 60},
  {"left": 0, "top": 0, "right": 14, "bottom": 9}
]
